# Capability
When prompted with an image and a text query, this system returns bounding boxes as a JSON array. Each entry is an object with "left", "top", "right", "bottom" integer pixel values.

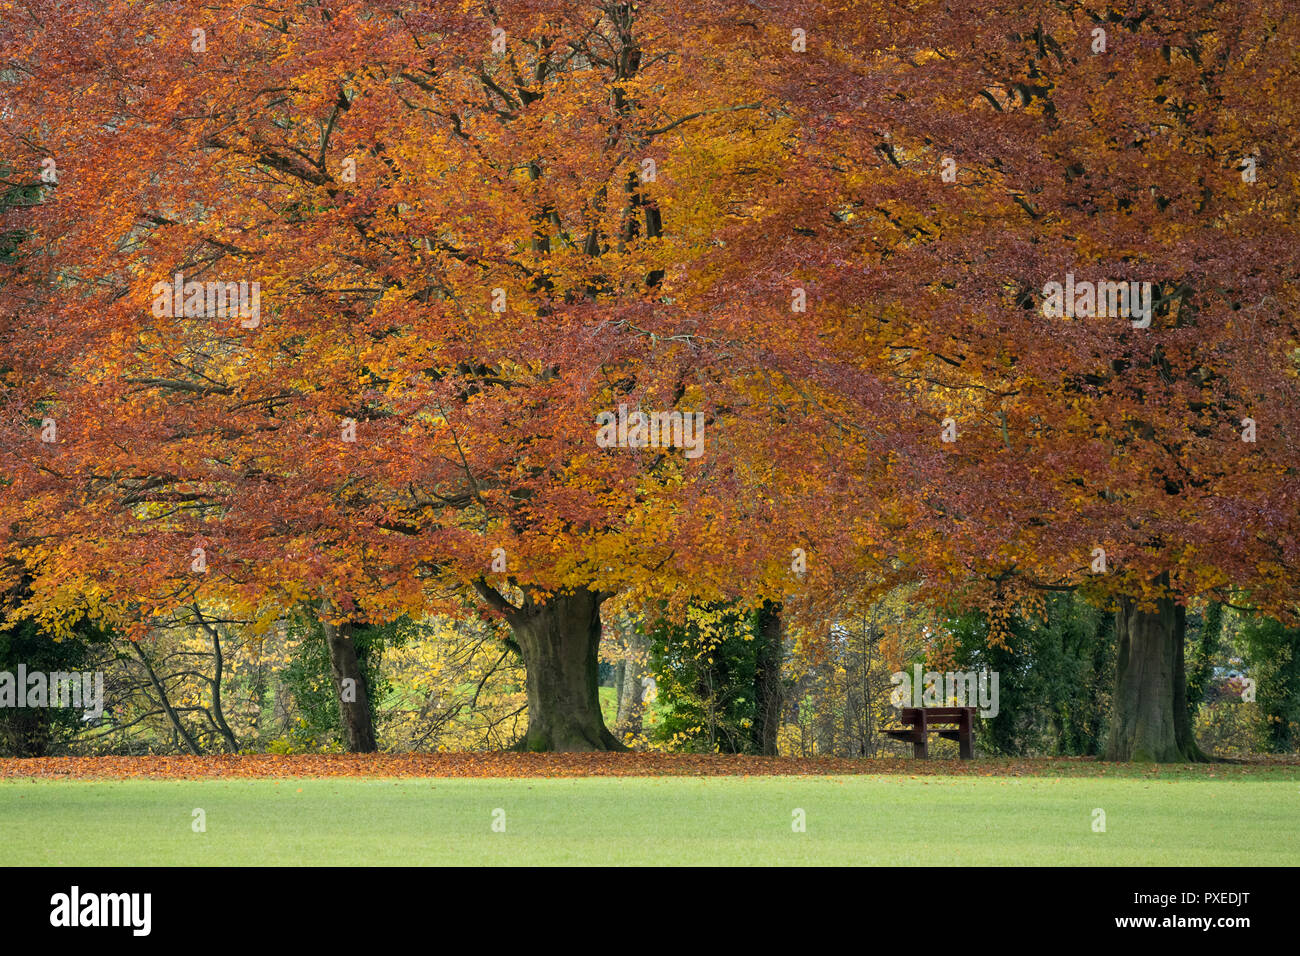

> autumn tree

[
  {"left": 9, "top": 0, "right": 1293, "bottom": 763},
  {"left": 777, "top": 1, "right": 1300, "bottom": 761},
  {"left": 0, "top": 0, "right": 855, "bottom": 751}
]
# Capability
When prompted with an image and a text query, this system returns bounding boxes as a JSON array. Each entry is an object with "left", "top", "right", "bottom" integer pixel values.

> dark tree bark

[
  {"left": 1105, "top": 580, "right": 1207, "bottom": 762},
  {"left": 192, "top": 606, "right": 240, "bottom": 753},
  {"left": 751, "top": 601, "right": 784, "bottom": 756},
  {"left": 1186, "top": 601, "right": 1222, "bottom": 725},
  {"left": 131, "top": 640, "right": 203, "bottom": 756},
  {"left": 318, "top": 602, "right": 377, "bottom": 753},
  {"left": 1, "top": 709, "right": 52, "bottom": 757},
  {"left": 476, "top": 582, "right": 624, "bottom": 752}
]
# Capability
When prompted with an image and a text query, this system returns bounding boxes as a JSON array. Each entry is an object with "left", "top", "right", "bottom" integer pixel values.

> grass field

[{"left": 3, "top": 773, "right": 1297, "bottom": 865}]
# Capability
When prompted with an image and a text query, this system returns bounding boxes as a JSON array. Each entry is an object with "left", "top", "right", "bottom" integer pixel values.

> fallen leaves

[{"left": 0, "top": 754, "right": 1296, "bottom": 781}]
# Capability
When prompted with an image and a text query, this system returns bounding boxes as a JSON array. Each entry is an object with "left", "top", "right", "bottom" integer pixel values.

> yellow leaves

[{"left": 250, "top": 605, "right": 280, "bottom": 637}]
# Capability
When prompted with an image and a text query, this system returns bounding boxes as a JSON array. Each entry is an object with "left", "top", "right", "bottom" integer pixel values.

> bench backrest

[{"left": 898, "top": 706, "right": 975, "bottom": 724}]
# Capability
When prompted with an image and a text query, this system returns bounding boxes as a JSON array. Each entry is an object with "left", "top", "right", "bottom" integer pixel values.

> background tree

[
  {"left": 281, "top": 611, "right": 409, "bottom": 753},
  {"left": 1235, "top": 613, "right": 1300, "bottom": 752},
  {"left": 948, "top": 593, "right": 1113, "bottom": 756},
  {"left": 648, "top": 602, "right": 784, "bottom": 754},
  {"left": 0, "top": 580, "right": 110, "bottom": 756},
  {"left": 782, "top": 1, "right": 1300, "bottom": 761}
]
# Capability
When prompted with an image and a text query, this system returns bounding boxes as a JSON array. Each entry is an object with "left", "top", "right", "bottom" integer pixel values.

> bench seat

[{"left": 882, "top": 706, "right": 978, "bottom": 759}]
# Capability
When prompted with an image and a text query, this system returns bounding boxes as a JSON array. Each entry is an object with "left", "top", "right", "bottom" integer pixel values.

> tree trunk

[
  {"left": 192, "top": 606, "right": 239, "bottom": 753},
  {"left": 318, "top": 603, "right": 377, "bottom": 753},
  {"left": 1186, "top": 601, "right": 1222, "bottom": 725},
  {"left": 751, "top": 601, "right": 783, "bottom": 756},
  {"left": 612, "top": 659, "right": 626, "bottom": 717},
  {"left": 131, "top": 640, "right": 203, "bottom": 756},
  {"left": 206, "top": 622, "right": 240, "bottom": 753},
  {"left": 508, "top": 587, "right": 624, "bottom": 752},
  {"left": 272, "top": 619, "right": 294, "bottom": 734},
  {"left": 616, "top": 644, "right": 645, "bottom": 737},
  {"left": 1, "top": 709, "right": 52, "bottom": 757},
  {"left": 1105, "top": 584, "right": 1207, "bottom": 762},
  {"left": 615, "top": 616, "right": 648, "bottom": 738}
]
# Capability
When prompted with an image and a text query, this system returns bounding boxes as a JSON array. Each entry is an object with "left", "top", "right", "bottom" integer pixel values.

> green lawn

[{"left": 2, "top": 774, "right": 1296, "bottom": 865}]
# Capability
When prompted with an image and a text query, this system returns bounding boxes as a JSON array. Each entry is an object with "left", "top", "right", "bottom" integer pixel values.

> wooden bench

[{"left": 883, "top": 706, "right": 977, "bottom": 759}]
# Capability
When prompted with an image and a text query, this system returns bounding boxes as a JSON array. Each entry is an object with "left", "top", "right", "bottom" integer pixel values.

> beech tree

[
  {"left": 5, "top": 0, "right": 1297, "bottom": 762},
  {"left": 780, "top": 1, "right": 1300, "bottom": 761},
  {"left": 0, "top": 0, "right": 847, "bottom": 751}
]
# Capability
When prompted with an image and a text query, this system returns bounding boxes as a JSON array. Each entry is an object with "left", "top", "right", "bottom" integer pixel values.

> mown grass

[{"left": 2, "top": 774, "right": 1295, "bottom": 865}]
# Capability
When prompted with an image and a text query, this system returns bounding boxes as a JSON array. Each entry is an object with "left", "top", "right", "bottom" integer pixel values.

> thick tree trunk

[
  {"left": 508, "top": 587, "right": 624, "bottom": 752},
  {"left": 1105, "top": 585, "right": 1207, "bottom": 762},
  {"left": 318, "top": 603, "right": 377, "bottom": 753},
  {"left": 751, "top": 601, "right": 783, "bottom": 756}
]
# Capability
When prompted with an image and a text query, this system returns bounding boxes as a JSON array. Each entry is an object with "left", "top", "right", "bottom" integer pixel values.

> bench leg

[
  {"left": 959, "top": 710, "right": 974, "bottom": 759},
  {"left": 916, "top": 712, "right": 929, "bottom": 758}
]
